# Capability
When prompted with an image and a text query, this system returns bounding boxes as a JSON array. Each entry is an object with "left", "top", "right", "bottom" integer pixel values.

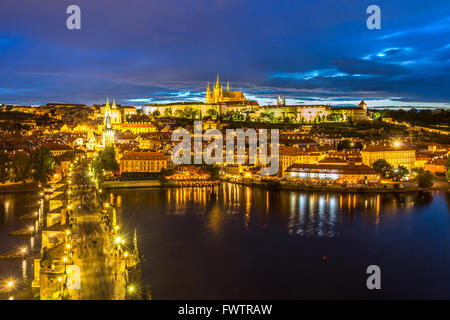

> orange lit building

[{"left": 119, "top": 150, "right": 167, "bottom": 173}]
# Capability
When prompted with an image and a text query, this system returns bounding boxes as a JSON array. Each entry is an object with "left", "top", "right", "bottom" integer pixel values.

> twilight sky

[{"left": 0, "top": 0, "right": 450, "bottom": 108}]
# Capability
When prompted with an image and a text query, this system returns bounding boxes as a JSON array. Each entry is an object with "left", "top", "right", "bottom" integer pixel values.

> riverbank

[
  {"left": 0, "top": 181, "right": 39, "bottom": 193},
  {"left": 222, "top": 178, "right": 450, "bottom": 193}
]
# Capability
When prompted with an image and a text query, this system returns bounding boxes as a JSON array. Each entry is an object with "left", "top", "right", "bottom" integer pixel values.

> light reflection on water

[
  {"left": 1, "top": 185, "right": 449, "bottom": 299},
  {"left": 111, "top": 183, "right": 450, "bottom": 299},
  {"left": 115, "top": 184, "right": 439, "bottom": 238},
  {"left": 0, "top": 192, "right": 42, "bottom": 299}
]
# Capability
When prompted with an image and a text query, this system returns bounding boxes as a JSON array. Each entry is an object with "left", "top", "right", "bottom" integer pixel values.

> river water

[{"left": 1, "top": 184, "right": 450, "bottom": 299}]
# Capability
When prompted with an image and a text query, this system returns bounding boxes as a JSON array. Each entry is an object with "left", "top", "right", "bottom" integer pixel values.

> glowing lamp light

[
  {"left": 58, "top": 277, "right": 62, "bottom": 282},
  {"left": 66, "top": 230, "right": 71, "bottom": 235},
  {"left": 115, "top": 236, "right": 122, "bottom": 244},
  {"left": 128, "top": 285, "right": 134, "bottom": 293},
  {"left": 124, "top": 252, "right": 128, "bottom": 258},
  {"left": 63, "top": 257, "right": 67, "bottom": 262},
  {"left": 9, "top": 296, "right": 14, "bottom": 300}
]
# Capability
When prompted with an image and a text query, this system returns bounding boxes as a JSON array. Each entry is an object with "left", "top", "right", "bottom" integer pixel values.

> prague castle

[
  {"left": 205, "top": 74, "right": 248, "bottom": 104},
  {"left": 142, "top": 74, "right": 369, "bottom": 122},
  {"left": 143, "top": 74, "right": 259, "bottom": 117}
]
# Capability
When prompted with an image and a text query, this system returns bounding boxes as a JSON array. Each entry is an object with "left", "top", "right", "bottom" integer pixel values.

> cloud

[{"left": 333, "top": 58, "right": 411, "bottom": 76}]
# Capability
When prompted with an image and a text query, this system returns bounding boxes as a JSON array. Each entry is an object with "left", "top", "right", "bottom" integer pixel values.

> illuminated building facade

[
  {"left": 361, "top": 145, "right": 416, "bottom": 169},
  {"left": 285, "top": 163, "right": 378, "bottom": 183},
  {"left": 119, "top": 150, "right": 167, "bottom": 173}
]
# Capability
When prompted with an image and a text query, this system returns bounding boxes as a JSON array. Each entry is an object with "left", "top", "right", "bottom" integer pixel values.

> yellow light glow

[
  {"left": 63, "top": 257, "right": 67, "bottom": 262},
  {"left": 115, "top": 236, "right": 122, "bottom": 244}
]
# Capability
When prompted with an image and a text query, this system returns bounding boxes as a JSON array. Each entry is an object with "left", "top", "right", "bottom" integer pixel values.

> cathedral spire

[
  {"left": 216, "top": 73, "right": 220, "bottom": 88},
  {"left": 106, "top": 97, "right": 110, "bottom": 108},
  {"left": 227, "top": 81, "right": 229, "bottom": 92},
  {"left": 112, "top": 98, "right": 116, "bottom": 108}
]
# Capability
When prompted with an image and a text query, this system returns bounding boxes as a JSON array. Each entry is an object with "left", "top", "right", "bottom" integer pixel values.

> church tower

[
  {"left": 104, "top": 98, "right": 111, "bottom": 120},
  {"left": 359, "top": 99, "right": 367, "bottom": 111},
  {"left": 103, "top": 97, "right": 115, "bottom": 147},
  {"left": 206, "top": 82, "right": 212, "bottom": 103}
]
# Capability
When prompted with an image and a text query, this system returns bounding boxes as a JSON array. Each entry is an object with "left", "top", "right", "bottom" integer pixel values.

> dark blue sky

[{"left": 0, "top": 0, "right": 449, "bottom": 107}]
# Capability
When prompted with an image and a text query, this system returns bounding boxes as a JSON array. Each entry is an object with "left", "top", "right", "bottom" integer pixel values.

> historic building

[
  {"left": 205, "top": 74, "right": 248, "bottom": 104},
  {"left": 119, "top": 150, "right": 167, "bottom": 173},
  {"left": 285, "top": 163, "right": 378, "bottom": 183},
  {"left": 142, "top": 74, "right": 259, "bottom": 117},
  {"left": 102, "top": 99, "right": 116, "bottom": 147},
  {"left": 361, "top": 145, "right": 416, "bottom": 169},
  {"left": 257, "top": 100, "right": 369, "bottom": 122}
]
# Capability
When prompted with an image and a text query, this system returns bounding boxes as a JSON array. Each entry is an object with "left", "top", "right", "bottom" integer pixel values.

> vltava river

[
  {"left": 111, "top": 183, "right": 450, "bottom": 299},
  {"left": 1, "top": 184, "right": 449, "bottom": 299}
]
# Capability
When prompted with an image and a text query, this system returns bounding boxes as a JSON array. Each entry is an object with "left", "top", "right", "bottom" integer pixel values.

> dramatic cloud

[{"left": 0, "top": 0, "right": 449, "bottom": 107}]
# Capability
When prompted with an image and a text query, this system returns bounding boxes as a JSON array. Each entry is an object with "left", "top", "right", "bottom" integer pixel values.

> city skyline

[{"left": 0, "top": 0, "right": 450, "bottom": 107}]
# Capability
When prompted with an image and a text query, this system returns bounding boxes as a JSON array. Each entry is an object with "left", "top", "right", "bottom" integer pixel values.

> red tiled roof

[
  {"left": 363, "top": 145, "right": 415, "bottom": 152},
  {"left": 120, "top": 150, "right": 166, "bottom": 161}
]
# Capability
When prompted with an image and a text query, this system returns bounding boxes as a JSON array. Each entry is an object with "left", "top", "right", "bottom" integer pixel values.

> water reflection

[{"left": 114, "top": 183, "right": 438, "bottom": 239}]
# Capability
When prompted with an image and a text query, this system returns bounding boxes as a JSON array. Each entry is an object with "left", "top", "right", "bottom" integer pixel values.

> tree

[
  {"left": 372, "top": 159, "right": 393, "bottom": 178},
  {"left": 446, "top": 168, "right": 450, "bottom": 182},
  {"left": 95, "top": 146, "right": 119, "bottom": 174},
  {"left": 61, "top": 150, "right": 75, "bottom": 161},
  {"left": 337, "top": 139, "right": 351, "bottom": 151},
  {"left": 32, "top": 146, "right": 55, "bottom": 185},
  {"left": 0, "top": 151, "right": 9, "bottom": 183},
  {"left": 327, "top": 113, "right": 343, "bottom": 122},
  {"left": 12, "top": 151, "right": 31, "bottom": 183},
  {"left": 206, "top": 109, "right": 218, "bottom": 120},
  {"left": 413, "top": 168, "right": 434, "bottom": 188},
  {"left": 393, "top": 165, "right": 409, "bottom": 179},
  {"left": 163, "top": 108, "right": 172, "bottom": 117},
  {"left": 152, "top": 110, "right": 161, "bottom": 118},
  {"left": 204, "top": 165, "right": 220, "bottom": 180},
  {"left": 174, "top": 109, "right": 184, "bottom": 118}
]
